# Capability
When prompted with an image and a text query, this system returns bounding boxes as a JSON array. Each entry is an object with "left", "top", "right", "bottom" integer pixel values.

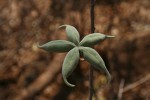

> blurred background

[{"left": 0, "top": 0, "right": 150, "bottom": 100}]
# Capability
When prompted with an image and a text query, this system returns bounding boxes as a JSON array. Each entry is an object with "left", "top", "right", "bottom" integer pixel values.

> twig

[
  {"left": 15, "top": 53, "right": 65, "bottom": 100},
  {"left": 89, "top": 0, "right": 95, "bottom": 100},
  {"left": 118, "top": 79, "right": 125, "bottom": 100},
  {"left": 123, "top": 74, "right": 150, "bottom": 93}
]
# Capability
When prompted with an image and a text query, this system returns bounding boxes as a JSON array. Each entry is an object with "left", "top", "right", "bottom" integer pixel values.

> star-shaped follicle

[{"left": 38, "top": 25, "right": 115, "bottom": 87}]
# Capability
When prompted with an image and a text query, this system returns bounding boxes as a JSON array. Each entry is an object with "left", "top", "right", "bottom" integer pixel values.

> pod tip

[
  {"left": 106, "top": 35, "right": 115, "bottom": 38},
  {"left": 63, "top": 76, "right": 75, "bottom": 87},
  {"left": 58, "top": 25, "right": 68, "bottom": 29}
]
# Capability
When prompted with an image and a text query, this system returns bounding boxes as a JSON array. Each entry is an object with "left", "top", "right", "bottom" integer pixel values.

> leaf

[
  {"left": 79, "top": 33, "right": 115, "bottom": 47},
  {"left": 62, "top": 47, "right": 79, "bottom": 87},
  {"left": 79, "top": 47, "right": 111, "bottom": 83},
  {"left": 59, "top": 25, "right": 80, "bottom": 45},
  {"left": 38, "top": 40, "right": 76, "bottom": 52}
]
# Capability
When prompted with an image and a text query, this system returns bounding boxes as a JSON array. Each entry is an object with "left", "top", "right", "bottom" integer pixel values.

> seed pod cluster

[{"left": 38, "top": 25, "right": 115, "bottom": 87}]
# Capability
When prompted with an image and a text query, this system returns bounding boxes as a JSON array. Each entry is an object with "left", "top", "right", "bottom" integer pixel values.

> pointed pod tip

[
  {"left": 106, "top": 35, "right": 115, "bottom": 38},
  {"left": 107, "top": 75, "right": 111, "bottom": 84},
  {"left": 63, "top": 76, "right": 75, "bottom": 87},
  {"left": 36, "top": 42, "right": 41, "bottom": 48},
  {"left": 105, "top": 70, "right": 111, "bottom": 84},
  {"left": 36, "top": 42, "right": 45, "bottom": 50},
  {"left": 58, "top": 25, "right": 69, "bottom": 29}
]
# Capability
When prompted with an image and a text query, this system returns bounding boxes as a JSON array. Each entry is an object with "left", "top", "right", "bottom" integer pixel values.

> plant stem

[{"left": 89, "top": 0, "right": 95, "bottom": 100}]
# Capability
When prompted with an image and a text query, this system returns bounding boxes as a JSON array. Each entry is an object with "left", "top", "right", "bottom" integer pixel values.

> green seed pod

[
  {"left": 79, "top": 33, "right": 115, "bottom": 47},
  {"left": 62, "top": 47, "right": 79, "bottom": 87},
  {"left": 38, "top": 40, "right": 76, "bottom": 52},
  {"left": 79, "top": 47, "right": 111, "bottom": 83},
  {"left": 59, "top": 25, "right": 80, "bottom": 45}
]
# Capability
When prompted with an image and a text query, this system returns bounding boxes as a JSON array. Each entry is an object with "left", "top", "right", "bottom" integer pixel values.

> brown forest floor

[{"left": 0, "top": 0, "right": 150, "bottom": 100}]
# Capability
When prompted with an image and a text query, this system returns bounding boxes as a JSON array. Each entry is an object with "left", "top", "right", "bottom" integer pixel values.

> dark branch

[{"left": 89, "top": 0, "right": 95, "bottom": 100}]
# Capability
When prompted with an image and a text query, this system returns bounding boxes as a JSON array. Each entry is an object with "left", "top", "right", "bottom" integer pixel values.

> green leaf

[
  {"left": 79, "top": 47, "right": 111, "bottom": 83},
  {"left": 59, "top": 25, "right": 80, "bottom": 45},
  {"left": 62, "top": 47, "right": 79, "bottom": 87},
  {"left": 79, "top": 33, "right": 115, "bottom": 47},
  {"left": 38, "top": 40, "right": 76, "bottom": 52}
]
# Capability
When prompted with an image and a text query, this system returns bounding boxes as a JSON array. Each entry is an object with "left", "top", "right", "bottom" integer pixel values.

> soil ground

[{"left": 0, "top": 0, "right": 150, "bottom": 100}]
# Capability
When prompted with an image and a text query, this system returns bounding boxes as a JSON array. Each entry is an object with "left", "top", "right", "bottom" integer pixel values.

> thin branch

[
  {"left": 118, "top": 79, "right": 125, "bottom": 100},
  {"left": 15, "top": 53, "right": 65, "bottom": 100},
  {"left": 123, "top": 74, "right": 150, "bottom": 93},
  {"left": 89, "top": 0, "right": 95, "bottom": 100}
]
